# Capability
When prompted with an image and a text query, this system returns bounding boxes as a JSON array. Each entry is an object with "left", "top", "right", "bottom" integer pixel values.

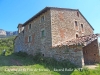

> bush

[
  {"left": 32, "top": 52, "right": 76, "bottom": 69},
  {"left": 32, "top": 52, "right": 43, "bottom": 62},
  {"left": 14, "top": 51, "right": 28, "bottom": 57},
  {"left": 0, "top": 36, "right": 15, "bottom": 55}
]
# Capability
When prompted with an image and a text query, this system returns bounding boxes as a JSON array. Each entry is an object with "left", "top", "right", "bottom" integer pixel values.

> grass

[{"left": 0, "top": 52, "right": 100, "bottom": 75}]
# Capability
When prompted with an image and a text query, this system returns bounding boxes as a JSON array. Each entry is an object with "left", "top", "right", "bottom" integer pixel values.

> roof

[
  {"left": 23, "top": 7, "right": 77, "bottom": 26},
  {"left": 23, "top": 7, "right": 50, "bottom": 26},
  {"left": 22, "top": 7, "right": 94, "bottom": 30},
  {"left": 53, "top": 34, "right": 100, "bottom": 48},
  {"left": 17, "top": 23, "right": 23, "bottom": 28}
]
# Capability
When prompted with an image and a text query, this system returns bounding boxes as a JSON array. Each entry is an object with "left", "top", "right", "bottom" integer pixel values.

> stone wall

[
  {"left": 50, "top": 46, "right": 84, "bottom": 67},
  {"left": 50, "top": 9, "right": 94, "bottom": 46},
  {"left": 14, "top": 7, "right": 95, "bottom": 67},
  {"left": 83, "top": 39, "right": 100, "bottom": 64},
  {"left": 18, "top": 10, "right": 52, "bottom": 56},
  {"left": 14, "top": 32, "right": 24, "bottom": 52}
]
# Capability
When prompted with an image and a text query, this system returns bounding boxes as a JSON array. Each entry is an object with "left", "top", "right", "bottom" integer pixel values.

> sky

[{"left": 0, "top": 0, "right": 100, "bottom": 34}]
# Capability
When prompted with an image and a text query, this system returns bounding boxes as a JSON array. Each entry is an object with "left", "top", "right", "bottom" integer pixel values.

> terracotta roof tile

[{"left": 53, "top": 34, "right": 100, "bottom": 48}]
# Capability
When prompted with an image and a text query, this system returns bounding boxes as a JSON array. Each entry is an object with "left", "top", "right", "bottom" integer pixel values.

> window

[
  {"left": 75, "top": 21, "right": 78, "bottom": 30},
  {"left": 75, "top": 21, "right": 77, "bottom": 26},
  {"left": 28, "top": 36, "right": 32, "bottom": 42},
  {"left": 81, "top": 24, "right": 83, "bottom": 29},
  {"left": 81, "top": 24, "right": 84, "bottom": 32},
  {"left": 28, "top": 24, "right": 31, "bottom": 29},
  {"left": 41, "top": 30, "right": 45, "bottom": 38},
  {"left": 41, "top": 16, "right": 45, "bottom": 22},
  {"left": 76, "top": 34, "right": 78, "bottom": 38},
  {"left": 43, "top": 54, "right": 44, "bottom": 56},
  {"left": 77, "top": 12, "right": 79, "bottom": 17}
]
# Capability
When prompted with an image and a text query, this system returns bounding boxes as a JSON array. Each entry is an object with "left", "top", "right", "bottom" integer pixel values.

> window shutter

[{"left": 25, "top": 36, "right": 28, "bottom": 43}]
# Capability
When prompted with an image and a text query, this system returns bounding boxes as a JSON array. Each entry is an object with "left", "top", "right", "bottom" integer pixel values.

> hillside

[
  {"left": 0, "top": 36, "right": 15, "bottom": 55},
  {"left": 0, "top": 29, "right": 6, "bottom": 36},
  {"left": 0, "top": 29, "right": 17, "bottom": 37}
]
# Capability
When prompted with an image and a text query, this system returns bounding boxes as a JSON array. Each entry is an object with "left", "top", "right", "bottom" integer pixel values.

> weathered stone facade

[
  {"left": 83, "top": 39, "right": 100, "bottom": 65},
  {"left": 14, "top": 7, "right": 100, "bottom": 67},
  {"left": 50, "top": 8, "right": 93, "bottom": 46},
  {"left": 49, "top": 46, "right": 84, "bottom": 67}
]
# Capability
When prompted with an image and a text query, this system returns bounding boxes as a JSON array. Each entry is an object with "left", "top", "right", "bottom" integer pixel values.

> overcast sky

[{"left": 0, "top": 0, "right": 100, "bottom": 34}]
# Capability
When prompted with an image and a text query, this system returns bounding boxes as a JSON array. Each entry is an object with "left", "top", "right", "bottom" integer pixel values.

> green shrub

[
  {"left": 14, "top": 51, "right": 28, "bottom": 57},
  {"left": 0, "top": 36, "right": 15, "bottom": 55}
]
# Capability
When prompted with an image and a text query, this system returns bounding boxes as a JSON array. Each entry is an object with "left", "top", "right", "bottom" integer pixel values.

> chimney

[{"left": 17, "top": 24, "right": 23, "bottom": 33}]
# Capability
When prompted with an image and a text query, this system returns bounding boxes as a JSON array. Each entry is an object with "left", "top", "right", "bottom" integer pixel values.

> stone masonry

[
  {"left": 83, "top": 39, "right": 100, "bottom": 65},
  {"left": 14, "top": 7, "right": 100, "bottom": 67},
  {"left": 51, "top": 8, "right": 93, "bottom": 46}
]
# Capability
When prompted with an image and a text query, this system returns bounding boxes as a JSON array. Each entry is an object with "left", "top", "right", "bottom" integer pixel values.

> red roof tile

[{"left": 53, "top": 34, "right": 100, "bottom": 48}]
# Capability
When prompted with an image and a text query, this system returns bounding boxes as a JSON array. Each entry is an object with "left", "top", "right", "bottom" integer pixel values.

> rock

[
  {"left": 0, "top": 29, "right": 18, "bottom": 37},
  {"left": 6, "top": 31, "right": 18, "bottom": 36},
  {"left": 0, "top": 29, "right": 6, "bottom": 36}
]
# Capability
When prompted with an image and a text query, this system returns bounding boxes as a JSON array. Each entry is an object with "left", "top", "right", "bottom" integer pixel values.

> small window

[
  {"left": 41, "top": 16, "right": 45, "bottom": 22},
  {"left": 94, "top": 44, "right": 97, "bottom": 47},
  {"left": 75, "top": 21, "right": 78, "bottom": 30},
  {"left": 77, "top": 12, "right": 79, "bottom": 17},
  {"left": 28, "top": 24, "right": 31, "bottom": 29},
  {"left": 76, "top": 34, "right": 78, "bottom": 38},
  {"left": 43, "top": 54, "right": 44, "bottom": 56},
  {"left": 81, "top": 24, "right": 84, "bottom": 32},
  {"left": 81, "top": 24, "right": 83, "bottom": 29},
  {"left": 41, "top": 30, "right": 45, "bottom": 38},
  {"left": 75, "top": 21, "right": 77, "bottom": 26},
  {"left": 28, "top": 36, "right": 32, "bottom": 42}
]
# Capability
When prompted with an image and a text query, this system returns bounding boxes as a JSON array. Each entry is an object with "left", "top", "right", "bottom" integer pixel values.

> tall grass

[{"left": 0, "top": 51, "right": 100, "bottom": 75}]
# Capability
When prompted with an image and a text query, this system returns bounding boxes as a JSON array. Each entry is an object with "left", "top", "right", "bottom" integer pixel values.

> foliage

[
  {"left": 0, "top": 36, "right": 15, "bottom": 55},
  {"left": 0, "top": 52, "right": 100, "bottom": 75},
  {"left": 0, "top": 37, "right": 100, "bottom": 75},
  {"left": 14, "top": 51, "right": 28, "bottom": 57}
]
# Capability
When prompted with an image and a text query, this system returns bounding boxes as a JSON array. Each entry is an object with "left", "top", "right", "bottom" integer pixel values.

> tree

[{"left": 0, "top": 36, "right": 15, "bottom": 55}]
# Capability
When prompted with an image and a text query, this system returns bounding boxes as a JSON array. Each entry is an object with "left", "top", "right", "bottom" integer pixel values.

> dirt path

[{"left": 85, "top": 65, "right": 99, "bottom": 69}]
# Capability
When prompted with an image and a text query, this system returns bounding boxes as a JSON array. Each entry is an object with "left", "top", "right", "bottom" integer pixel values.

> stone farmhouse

[{"left": 14, "top": 7, "right": 100, "bottom": 67}]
